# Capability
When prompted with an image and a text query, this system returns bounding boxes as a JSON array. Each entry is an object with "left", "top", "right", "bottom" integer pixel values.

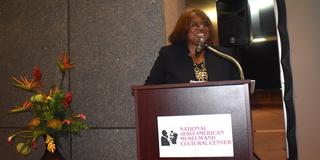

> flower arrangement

[{"left": 7, "top": 53, "right": 88, "bottom": 156}]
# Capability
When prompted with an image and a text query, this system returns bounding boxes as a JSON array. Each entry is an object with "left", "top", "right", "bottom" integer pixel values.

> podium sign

[
  {"left": 132, "top": 80, "right": 254, "bottom": 160},
  {"left": 157, "top": 114, "right": 234, "bottom": 157}
]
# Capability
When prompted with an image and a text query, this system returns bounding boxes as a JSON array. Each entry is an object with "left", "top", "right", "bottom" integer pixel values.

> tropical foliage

[{"left": 7, "top": 53, "right": 88, "bottom": 156}]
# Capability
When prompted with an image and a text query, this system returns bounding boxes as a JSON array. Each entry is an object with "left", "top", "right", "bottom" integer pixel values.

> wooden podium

[{"left": 132, "top": 80, "right": 255, "bottom": 160}]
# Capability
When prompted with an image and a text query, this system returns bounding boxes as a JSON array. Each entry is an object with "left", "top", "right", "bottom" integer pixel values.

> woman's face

[{"left": 187, "top": 15, "right": 210, "bottom": 46}]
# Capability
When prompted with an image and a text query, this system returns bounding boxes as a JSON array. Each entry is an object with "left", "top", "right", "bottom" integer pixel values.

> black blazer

[{"left": 145, "top": 43, "right": 240, "bottom": 85}]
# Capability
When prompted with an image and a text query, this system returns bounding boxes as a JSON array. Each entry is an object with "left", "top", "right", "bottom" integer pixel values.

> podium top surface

[{"left": 132, "top": 79, "right": 254, "bottom": 92}]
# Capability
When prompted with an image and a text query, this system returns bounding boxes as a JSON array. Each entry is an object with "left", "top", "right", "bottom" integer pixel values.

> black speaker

[{"left": 217, "top": 0, "right": 250, "bottom": 47}]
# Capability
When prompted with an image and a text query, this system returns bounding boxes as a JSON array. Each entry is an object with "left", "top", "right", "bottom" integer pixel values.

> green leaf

[
  {"left": 11, "top": 83, "right": 34, "bottom": 92},
  {"left": 42, "top": 111, "right": 54, "bottom": 120},
  {"left": 7, "top": 107, "right": 28, "bottom": 114},
  {"left": 30, "top": 94, "right": 44, "bottom": 103},
  {"left": 16, "top": 142, "right": 31, "bottom": 156},
  {"left": 33, "top": 130, "right": 46, "bottom": 138}
]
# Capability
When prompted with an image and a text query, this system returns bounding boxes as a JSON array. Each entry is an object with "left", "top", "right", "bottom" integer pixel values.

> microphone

[{"left": 195, "top": 35, "right": 205, "bottom": 57}]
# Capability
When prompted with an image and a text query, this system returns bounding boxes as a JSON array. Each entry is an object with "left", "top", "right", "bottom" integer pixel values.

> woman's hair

[{"left": 169, "top": 9, "right": 215, "bottom": 45}]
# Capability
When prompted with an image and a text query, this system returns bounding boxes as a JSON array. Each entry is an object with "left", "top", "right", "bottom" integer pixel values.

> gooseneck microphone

[{"left": 195, "top": 36, "right": 205, "bottom": 57}]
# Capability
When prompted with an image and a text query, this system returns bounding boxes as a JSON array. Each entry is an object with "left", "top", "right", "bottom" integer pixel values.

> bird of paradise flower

[{"left": 7, "top": 53, "right": 88, "bottom": 156}]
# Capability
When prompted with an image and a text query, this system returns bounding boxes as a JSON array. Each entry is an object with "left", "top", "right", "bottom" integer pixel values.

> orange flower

[
  {"left": 6, "top": 53, "right": 88, "bottom": 156},
  {"left": 11, "top": 76, "right": 40, "bottom": 92},
  {"left": 47, "top": 119, "right": 63, "bottom": 130},
  {"left": 29, "top": 117, "right": 40, "bottom": 127},
  {"left": 22, "top": 101, "right": 32, "bottom": 109},
  {"left": 8, "top": 101, "right": 32, "bottom": 113},
  {"left": 49, "top": 87, "right": 60, "bottom": 97},
  {"left": 58, "top": 53, "right": 73, "bottom": 72}
]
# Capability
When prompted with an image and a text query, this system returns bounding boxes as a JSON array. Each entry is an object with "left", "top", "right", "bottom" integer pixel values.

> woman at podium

[{"left": 145, "top": 9, "right": 239, "bottom": 85}]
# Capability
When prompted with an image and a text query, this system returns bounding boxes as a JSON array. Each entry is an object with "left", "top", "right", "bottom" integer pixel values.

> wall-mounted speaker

[{"left": 217, "top": 0, "right": 250, "bottom": 47}]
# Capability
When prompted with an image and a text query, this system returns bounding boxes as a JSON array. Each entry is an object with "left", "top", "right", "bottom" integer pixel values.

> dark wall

[
  {"left": 239, "top": 41, "right": 281, "bottom": 89},
  {"left": 0, "top": 0, "right": 165, "bottom": 159}
]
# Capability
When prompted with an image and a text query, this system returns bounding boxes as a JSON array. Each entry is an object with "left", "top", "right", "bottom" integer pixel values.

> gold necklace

[{"left": 193, "top": 60, "right": 208, "bottom": 81}]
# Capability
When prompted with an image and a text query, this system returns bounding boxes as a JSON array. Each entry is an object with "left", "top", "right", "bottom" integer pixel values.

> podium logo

[{"left": 160, "top": 130, "right": 178, "bottom": 146}]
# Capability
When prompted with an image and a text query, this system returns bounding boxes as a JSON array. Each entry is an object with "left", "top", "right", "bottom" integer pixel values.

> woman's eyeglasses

[{"left": 189, "top": 20, "right": 210, "bottom": 28}]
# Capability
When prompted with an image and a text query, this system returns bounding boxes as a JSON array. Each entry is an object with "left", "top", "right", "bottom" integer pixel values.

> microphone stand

[
  {"left": 205, "top": 44, "right": 260, "bottom": 159},
  {"left": 204, "top": 43, "right": 245, "bottom": 80}
]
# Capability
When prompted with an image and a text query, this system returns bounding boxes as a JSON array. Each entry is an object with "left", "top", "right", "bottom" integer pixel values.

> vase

[{"left": 41, "top": 144, "right": 65, "bottom": 160}]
